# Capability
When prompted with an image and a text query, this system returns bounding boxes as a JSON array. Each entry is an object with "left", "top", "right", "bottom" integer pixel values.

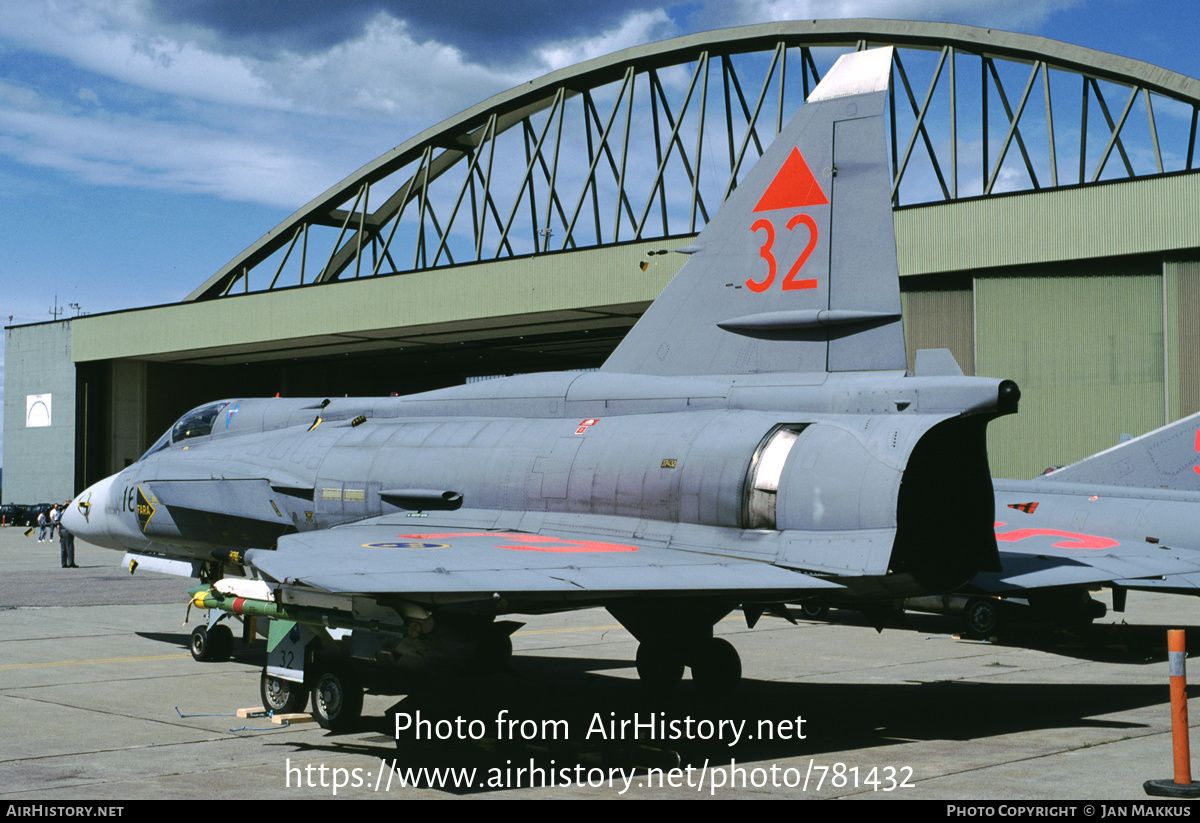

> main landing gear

[
  {"left": 962, "top": 597, "right": 1001, "bottom": 638},
  {"left": 309, "top": 668, "right": 364, "bottom": 732},
  {"left": 634, "top": 637, "right": 742, "bottom": 691},
  {"left": 260, "top": 671, "right": 307, "bottom": 715},
  {"left": 612, "top": 602, "right": 743, "bottom": 692},
  {"left": 257, "top": 663, "right": 365, "bottom": 730},
  {"left": 258, "top": 616, "right": 365, "bottom": 730}
]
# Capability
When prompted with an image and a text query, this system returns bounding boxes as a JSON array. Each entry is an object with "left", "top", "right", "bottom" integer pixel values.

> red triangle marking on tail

[{"left": 753, "top": 147, "right": 829, "bottom": 212}]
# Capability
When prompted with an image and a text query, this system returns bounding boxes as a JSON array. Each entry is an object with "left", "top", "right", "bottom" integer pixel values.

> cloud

[
  {"left": 0, "top": 2, "right": 280, "bottom": 110},
  {"left": 147, "top": 0, "right": 382, "bottom": 57},
  {"left": 0, "top": 83, "right": 329, "bottom": 208},
  {"left": 252, "top": 13, "right": 521, "bottom": 120},
  {"left": 148, "top": 0, "right": 667, "bottom": 67},
  {"left": 537, "top": 9, "right": 680, "bottom": 72},
  {"left": 687, "top": 0, "right": 1083, "bottom": 32},
  {"left": 0, "top": 3, "right": 707, "bottom": 213},
  {"left": 0, "top": 3, "right": 516, "bottom": 122},
  {"left": 0, "top": 4, "right": 529, "bottom": 210}
]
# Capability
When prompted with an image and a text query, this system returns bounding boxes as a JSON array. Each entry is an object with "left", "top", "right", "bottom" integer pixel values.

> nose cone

[{"left": 63, "top": 475, "right": 115, "bottom": 546}]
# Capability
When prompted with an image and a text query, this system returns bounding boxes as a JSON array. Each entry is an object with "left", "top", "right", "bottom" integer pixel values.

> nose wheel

[{"left": 190, "top": 624, "right": 234, "bottom": 662}]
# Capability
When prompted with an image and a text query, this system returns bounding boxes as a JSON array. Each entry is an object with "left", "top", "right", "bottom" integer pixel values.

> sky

[{"left": 1, "top": 0, "right": 1197, "bottom": 464}]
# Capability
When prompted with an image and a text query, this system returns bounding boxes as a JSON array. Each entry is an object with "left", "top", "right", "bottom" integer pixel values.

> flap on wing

[
  {"left": 1113, "top": 573, "right": 1200, "bottom": 592},
  {"left": 972, "top": 549, "right": 1200, "bottom": 593},
  {"left": 246, "top": 524, "right": 841, "bottom": 602}
]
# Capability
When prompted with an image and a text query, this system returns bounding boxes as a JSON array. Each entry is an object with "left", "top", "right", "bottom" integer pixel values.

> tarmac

[{"left": 2, "top": 523, "right": 1199, "bottom": 801}]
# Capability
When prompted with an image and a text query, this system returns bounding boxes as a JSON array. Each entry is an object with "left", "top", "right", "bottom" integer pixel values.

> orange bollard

[
  {"left": 1145, "top": 629, "right": 1200, "bottom": 796},
  {"left": 1171, "top": 630, "right": 1193, "bottom": 785}
]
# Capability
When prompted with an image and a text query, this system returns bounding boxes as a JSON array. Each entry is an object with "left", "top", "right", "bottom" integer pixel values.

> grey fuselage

[
  {"left": 74, "top": 368, "right": 1016, "bottom": 601},
  {"left": 990, "top": 477, "right": 1200, "bottom": 594}
]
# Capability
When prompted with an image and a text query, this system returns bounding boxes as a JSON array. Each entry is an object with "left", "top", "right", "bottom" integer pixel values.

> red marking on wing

[
  {"left": 404, "top": 532, "right": 638, "bottom": 553},
  {"left": 1006, "top": 501, "right": 1040, "bottom": 514},
  {"left": 994, "top": 523, "right": 1119, "bottom": 550},
  {"left": 1193, "top": 429, "right": 1200, "bottom": 475},
  {"left": 753, "top": 148, "right": 828, "bottom": 212}
]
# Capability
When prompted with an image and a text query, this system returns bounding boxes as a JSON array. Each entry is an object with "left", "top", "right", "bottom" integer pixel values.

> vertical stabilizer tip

[{"left": 808, "top": 47, "right": 893, "bottom": 101}]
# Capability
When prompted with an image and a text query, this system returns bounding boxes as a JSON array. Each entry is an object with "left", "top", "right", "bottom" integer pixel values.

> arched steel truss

[{"left": 188, "top": 19, "right": 1200, "bottom": 301}]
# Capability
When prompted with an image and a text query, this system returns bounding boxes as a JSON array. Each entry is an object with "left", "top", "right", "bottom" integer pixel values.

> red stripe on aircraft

[{"left": 993, "top": 523, "right": 1119, "bottom": 550}]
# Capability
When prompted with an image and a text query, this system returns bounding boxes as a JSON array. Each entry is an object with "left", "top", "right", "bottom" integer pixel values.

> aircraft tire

[
  {"left": 189, "top": 625, "right": 210, "bottom": 661},
  {"left": 690, "top": 637, "right": 741, "bottom": 692},
  {"left": 800, "top": 600, "right": 829, "bottom": 619},
  {"left": 189, "top": 624, "right": 234, "bottom": 662},
  {"left": 207, "top": 624, "right": 234, "bottom": 661},
  {"left": 260, "top": 671, "right": 307, "bottom": 715},
  {"left": 964, "top": 598, "right": 1000, "bottom": 637},
  {"left": 635, "top": 642, "right": 684, "bottom": 690},
  {"left": 310, "top": 668, "right": 364, "bottom": 732}
]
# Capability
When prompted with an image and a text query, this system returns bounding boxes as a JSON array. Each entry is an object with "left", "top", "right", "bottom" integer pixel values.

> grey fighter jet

[
  {"left": 63, "top": 48, "right": 1020, "bottom": 729},
  {"left": 986, "top": 413, "right": 1200, "bottom": 631},
  {"left": 896, "top": 411, "right": 1200, "bottom": 636}
]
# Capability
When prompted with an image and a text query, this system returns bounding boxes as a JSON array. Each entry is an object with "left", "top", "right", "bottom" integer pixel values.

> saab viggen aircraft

[
  {"left": 64, "top": 48, "right": 1022, "bottom": 730},
  {"left": 911, "top": 412, "right": 1200, "bottom": 636}
]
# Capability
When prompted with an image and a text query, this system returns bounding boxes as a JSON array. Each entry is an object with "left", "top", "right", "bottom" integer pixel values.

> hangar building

[{"left": 7, "top": 19, "right": 1200, "bottom": 502}]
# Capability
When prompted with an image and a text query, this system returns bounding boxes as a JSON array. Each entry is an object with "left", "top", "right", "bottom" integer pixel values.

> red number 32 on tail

[{"left": 746, "top": 214, "right": 819, "bottom": 293}]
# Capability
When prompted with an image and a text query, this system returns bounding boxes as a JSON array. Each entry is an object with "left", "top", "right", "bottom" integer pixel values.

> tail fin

[
  {"left": 1042, "top": 411, "right": 1200, "bottom": 491},
  {"left": 602, "top": 47, "right": 904, "bottom": 376}
]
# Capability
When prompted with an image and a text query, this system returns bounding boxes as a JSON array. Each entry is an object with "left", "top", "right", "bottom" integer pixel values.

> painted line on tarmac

[
  {"left": 515, "top": 614, "right": 742, "bottom": 637},
  {"left": 4, "top": 616, "right": 746, "bottom": 669},
  {"left": 0, "top": 623, "right": 628, "bottom": 668},
  {"left": 0, "top": 653, "right": 190, "bottom": 670},
  {"left": 516, "top": 623, "right": 628, "bottom": 636}
]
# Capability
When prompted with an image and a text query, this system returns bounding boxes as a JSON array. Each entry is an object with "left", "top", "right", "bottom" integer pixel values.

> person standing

[{"left": 60, "top": 517, "right": 77, "bottom": 568}]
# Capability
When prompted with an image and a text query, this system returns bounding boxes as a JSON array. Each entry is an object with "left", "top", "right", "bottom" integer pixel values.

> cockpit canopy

[{"left": 140, "top": 401, "right": 232, "bottom": 461}]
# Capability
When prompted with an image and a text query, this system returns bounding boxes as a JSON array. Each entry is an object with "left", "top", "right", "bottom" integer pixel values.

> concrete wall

[{"left": 3, "top": 321, "right": 76, "bottom": 502}]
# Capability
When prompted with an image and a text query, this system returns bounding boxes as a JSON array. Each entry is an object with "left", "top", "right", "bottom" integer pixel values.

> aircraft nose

[{"left": 63, "top": 475, "right": 115, "bottom": 543}]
